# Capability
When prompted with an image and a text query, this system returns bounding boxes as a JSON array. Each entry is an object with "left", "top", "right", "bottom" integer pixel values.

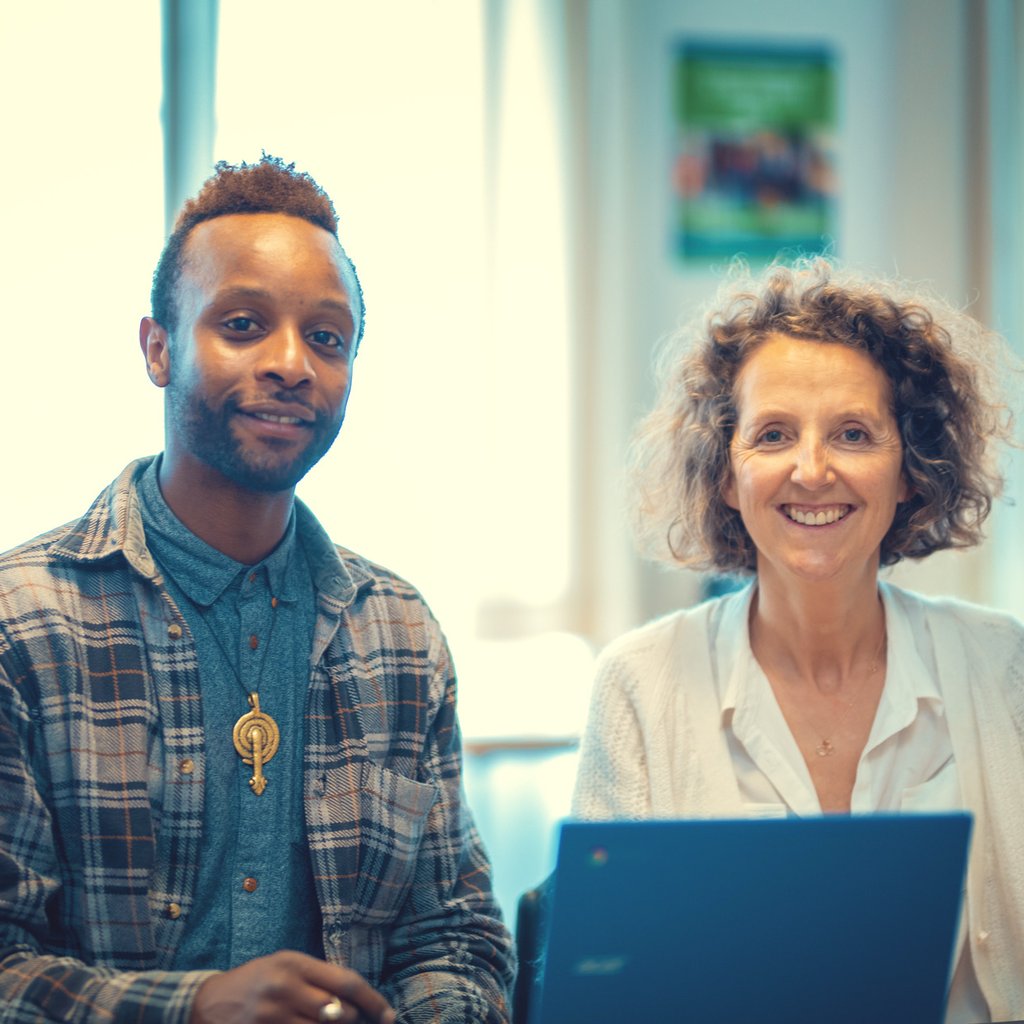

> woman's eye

[
  {"left": 759, "top": 429, "right": 784, "bottom": 444},
  {"left": 843, "top": 428, "right": 867, "bottom": 443}
]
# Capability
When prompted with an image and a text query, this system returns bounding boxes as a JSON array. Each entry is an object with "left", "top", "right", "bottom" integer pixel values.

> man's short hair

[{"left": 150, "top": 155, "right": 364, "bottom": 342}]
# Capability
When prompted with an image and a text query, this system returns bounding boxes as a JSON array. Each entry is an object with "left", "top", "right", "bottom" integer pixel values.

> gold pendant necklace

[
  {"left": 815, "top": 729, "right": 848, "bottom": 758},
  {"left": 232, "top": 692, "right": 281, "bottom": 795},
  {"left": 175, "top": 583, "right": 283, "bottom": 796}
]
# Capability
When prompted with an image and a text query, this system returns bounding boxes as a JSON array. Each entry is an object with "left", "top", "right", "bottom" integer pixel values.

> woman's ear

[
  {"left": 722, "top": 471, "right": 740, "bottom": 511},
  {"left": 897, "top": 460, "right": 916, "bottom": 503}
]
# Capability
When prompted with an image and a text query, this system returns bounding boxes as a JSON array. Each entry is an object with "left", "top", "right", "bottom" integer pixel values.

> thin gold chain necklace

[{"left": 784, "top": 630, "right": 887, "bottom": 758}]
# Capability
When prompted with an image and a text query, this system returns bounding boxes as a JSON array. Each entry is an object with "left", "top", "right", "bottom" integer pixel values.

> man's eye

[
  {"left": 224, "top": 317, "right": 257, "bottom": 333},
  {"left": 310, "top": 330, "right": 343, "bottom": 349}
]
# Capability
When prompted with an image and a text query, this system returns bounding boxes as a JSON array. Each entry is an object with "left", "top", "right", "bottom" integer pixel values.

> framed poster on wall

[{"left": 673, "top": 41, "right": 838, "bottom": 263}]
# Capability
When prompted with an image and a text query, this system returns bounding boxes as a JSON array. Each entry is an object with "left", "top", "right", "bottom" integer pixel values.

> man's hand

[{"left": 188, "top": 950, "right": 397, "bottom": 1023}]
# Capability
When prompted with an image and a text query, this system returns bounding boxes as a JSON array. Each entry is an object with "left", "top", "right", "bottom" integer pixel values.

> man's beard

[{"left": 166, "top": 383, "right": 344, "bottom": 493}]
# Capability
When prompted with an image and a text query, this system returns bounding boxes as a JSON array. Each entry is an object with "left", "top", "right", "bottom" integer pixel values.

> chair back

[{"left": 512, "top": 880, "right": 550, "bottom": 1024}]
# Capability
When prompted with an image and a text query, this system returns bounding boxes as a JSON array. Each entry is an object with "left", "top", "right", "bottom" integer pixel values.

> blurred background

[{"left": 2, "top": 0, "right": 1022, "bottom": 923}]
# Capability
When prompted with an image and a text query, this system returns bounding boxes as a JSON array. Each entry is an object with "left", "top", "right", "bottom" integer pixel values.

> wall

[{"left": 570, "top": 0, "right": 991, "bottom": 635}]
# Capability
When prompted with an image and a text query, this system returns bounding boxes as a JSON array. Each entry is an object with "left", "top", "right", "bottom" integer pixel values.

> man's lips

[
  {"left": 236, "top": 401, "right": 316, "bottom": 426},
  {"left": 232, "top": 401, "right": 319, "bottom": 444}
]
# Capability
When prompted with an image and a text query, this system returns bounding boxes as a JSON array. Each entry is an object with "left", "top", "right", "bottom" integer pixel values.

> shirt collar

[
  {"left": 51, "top": 455, "right": 367, "bottom": 611},
  {"left": 718, "top": 580, "right": 945, "bottom": 722},
  {"left": 716, "top": 581, "right": 758, "bottom": 721},
  {"left": 865, "top": 581, "right": 945, "bottom": 751},
  {"left": 136, "top": 457, "right": 298, "bottom": 608},
  {"left": 879, "top": 580, "right": 943, "bottom": 705}
]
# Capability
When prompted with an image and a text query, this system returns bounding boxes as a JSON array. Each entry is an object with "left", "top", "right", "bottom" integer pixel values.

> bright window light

[
  {"left": 0, "top": 5, "right": 164, "bottom": 552},
  {"left": 215, "top": 1, "right": 573, "bottom": 664}
]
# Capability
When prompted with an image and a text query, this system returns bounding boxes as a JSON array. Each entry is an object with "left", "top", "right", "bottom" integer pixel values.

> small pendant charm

[
  {"left": 233, "top": 692, "right": 280, "bottom": 795},
  {"left": 816, "top": 738, "right": 835, "bottom": 757}
]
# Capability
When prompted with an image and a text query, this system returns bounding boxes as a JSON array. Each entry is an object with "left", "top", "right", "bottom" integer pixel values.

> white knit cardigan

[{"left": 571, "top": 582, "right": 1024, "bottom": 1021}]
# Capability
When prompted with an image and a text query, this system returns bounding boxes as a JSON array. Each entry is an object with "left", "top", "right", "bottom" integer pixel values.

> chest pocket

[{"left": 310, "top": 760, "right": 439, "bottom": 926}]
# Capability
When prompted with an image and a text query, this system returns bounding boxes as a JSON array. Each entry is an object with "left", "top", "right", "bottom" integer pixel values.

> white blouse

[
  {"left": 718, "top": 584, "right": 985, "bottom": 1023},
  {"left": 572, "top": 581, "right": 1024, "bottom": 1023}
]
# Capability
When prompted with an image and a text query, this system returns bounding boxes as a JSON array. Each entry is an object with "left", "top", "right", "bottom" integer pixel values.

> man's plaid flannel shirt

[{"left": 0, "top": 458, "right": 514, "bottom": 1023}]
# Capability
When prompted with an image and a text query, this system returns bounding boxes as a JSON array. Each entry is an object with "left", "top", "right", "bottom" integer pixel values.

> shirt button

[
  {"left": 249, "top": 634, "right": 259, "bottom": 650},
  {"left": 167, "top": 623, "right": 183, "bottom": 640},
  {"left": 271, "top": 596, "right": 278, "bottom": 608},
  {"left": 249, "top": 573, "right": 257, "bottom": 584},
  {"left": 166, "top": 902, "right": 182, "bottom": 919},
  {"left": 977, "top": 929, "right": 990, "bottom": 944},
  {"left": 242, "top": 877, "right": 259, "bottom": 893},
  {"left": 179, "top": 758, "right": 194, "bottom": 775}
]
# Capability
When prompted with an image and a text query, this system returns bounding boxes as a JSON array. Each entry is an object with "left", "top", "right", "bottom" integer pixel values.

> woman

[{"left": 571, "top": 261, "right": 1024, "bottom": 1022}]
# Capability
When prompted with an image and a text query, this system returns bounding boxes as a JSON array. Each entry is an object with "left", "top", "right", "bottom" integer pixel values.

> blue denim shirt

[{"left": 137, "top": 460, "right": 321, "bottom": 966}]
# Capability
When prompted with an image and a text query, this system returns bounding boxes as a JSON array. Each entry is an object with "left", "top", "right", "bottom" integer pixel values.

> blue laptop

[{"left": 530, "top": 813, "right": 972, "bottom": 1024}]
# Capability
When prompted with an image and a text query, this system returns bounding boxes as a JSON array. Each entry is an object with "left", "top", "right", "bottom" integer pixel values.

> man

[{"left": 0, "top": 157, "right": 514, "bottom": 1023}]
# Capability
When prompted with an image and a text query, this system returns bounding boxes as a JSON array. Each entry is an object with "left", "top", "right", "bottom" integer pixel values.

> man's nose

[
  {"left": 256, "top": 326, "right": 313, "bottom": 388},
  {"left": 790, "top": 438, "right": 835, "bottom": 490}
]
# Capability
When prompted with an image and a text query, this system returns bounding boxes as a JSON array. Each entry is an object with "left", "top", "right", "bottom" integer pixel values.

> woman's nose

[{"left": 790, "top": 439, "right": 835, "bottom": 490}]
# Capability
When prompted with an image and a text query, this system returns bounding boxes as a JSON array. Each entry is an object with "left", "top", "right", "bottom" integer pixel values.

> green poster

[{"left": 673, "top": 43, "right": 838, "bottom": 262}]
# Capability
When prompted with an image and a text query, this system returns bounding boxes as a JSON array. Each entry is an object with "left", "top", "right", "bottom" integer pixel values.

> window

[
  {"left": 0, "top": 6, "right": 164, "bottom": 551},
  {"left": 215, "top": 2, "right": 582, "bottom": 725}
]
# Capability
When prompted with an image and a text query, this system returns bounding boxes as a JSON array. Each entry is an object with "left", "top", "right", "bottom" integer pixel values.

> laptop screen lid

[{"left": 532, "top": 813, "right": 971, "bottom": 1024}]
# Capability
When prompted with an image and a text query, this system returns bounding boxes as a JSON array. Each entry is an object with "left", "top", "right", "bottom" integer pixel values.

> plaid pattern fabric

[{"left": 0, "top": 459, "right": 513, "bottom": 1023}]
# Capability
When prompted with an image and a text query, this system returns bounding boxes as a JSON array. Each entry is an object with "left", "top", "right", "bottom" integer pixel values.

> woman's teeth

[{"left": 785, "top": 506, "right": 849, "bottom": 526}]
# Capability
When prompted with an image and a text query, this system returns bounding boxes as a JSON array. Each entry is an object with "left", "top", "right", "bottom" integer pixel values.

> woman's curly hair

[{"left": 629, "top": 259, "right": 1016, "bottom": 574}]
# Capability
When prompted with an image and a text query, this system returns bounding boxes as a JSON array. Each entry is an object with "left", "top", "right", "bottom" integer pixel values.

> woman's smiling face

[{"left": 722, "top": 333, "right": 911, "bottom": 588}]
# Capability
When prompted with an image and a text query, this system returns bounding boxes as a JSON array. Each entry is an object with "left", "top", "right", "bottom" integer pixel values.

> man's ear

[{"left": 139, "top": 317, "right": 170, "bottom": 388}]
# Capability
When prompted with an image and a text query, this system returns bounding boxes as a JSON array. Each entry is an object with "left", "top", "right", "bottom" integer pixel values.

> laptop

[{"left": 529, "top": 813, "right": 972, "bottom": 1024}]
